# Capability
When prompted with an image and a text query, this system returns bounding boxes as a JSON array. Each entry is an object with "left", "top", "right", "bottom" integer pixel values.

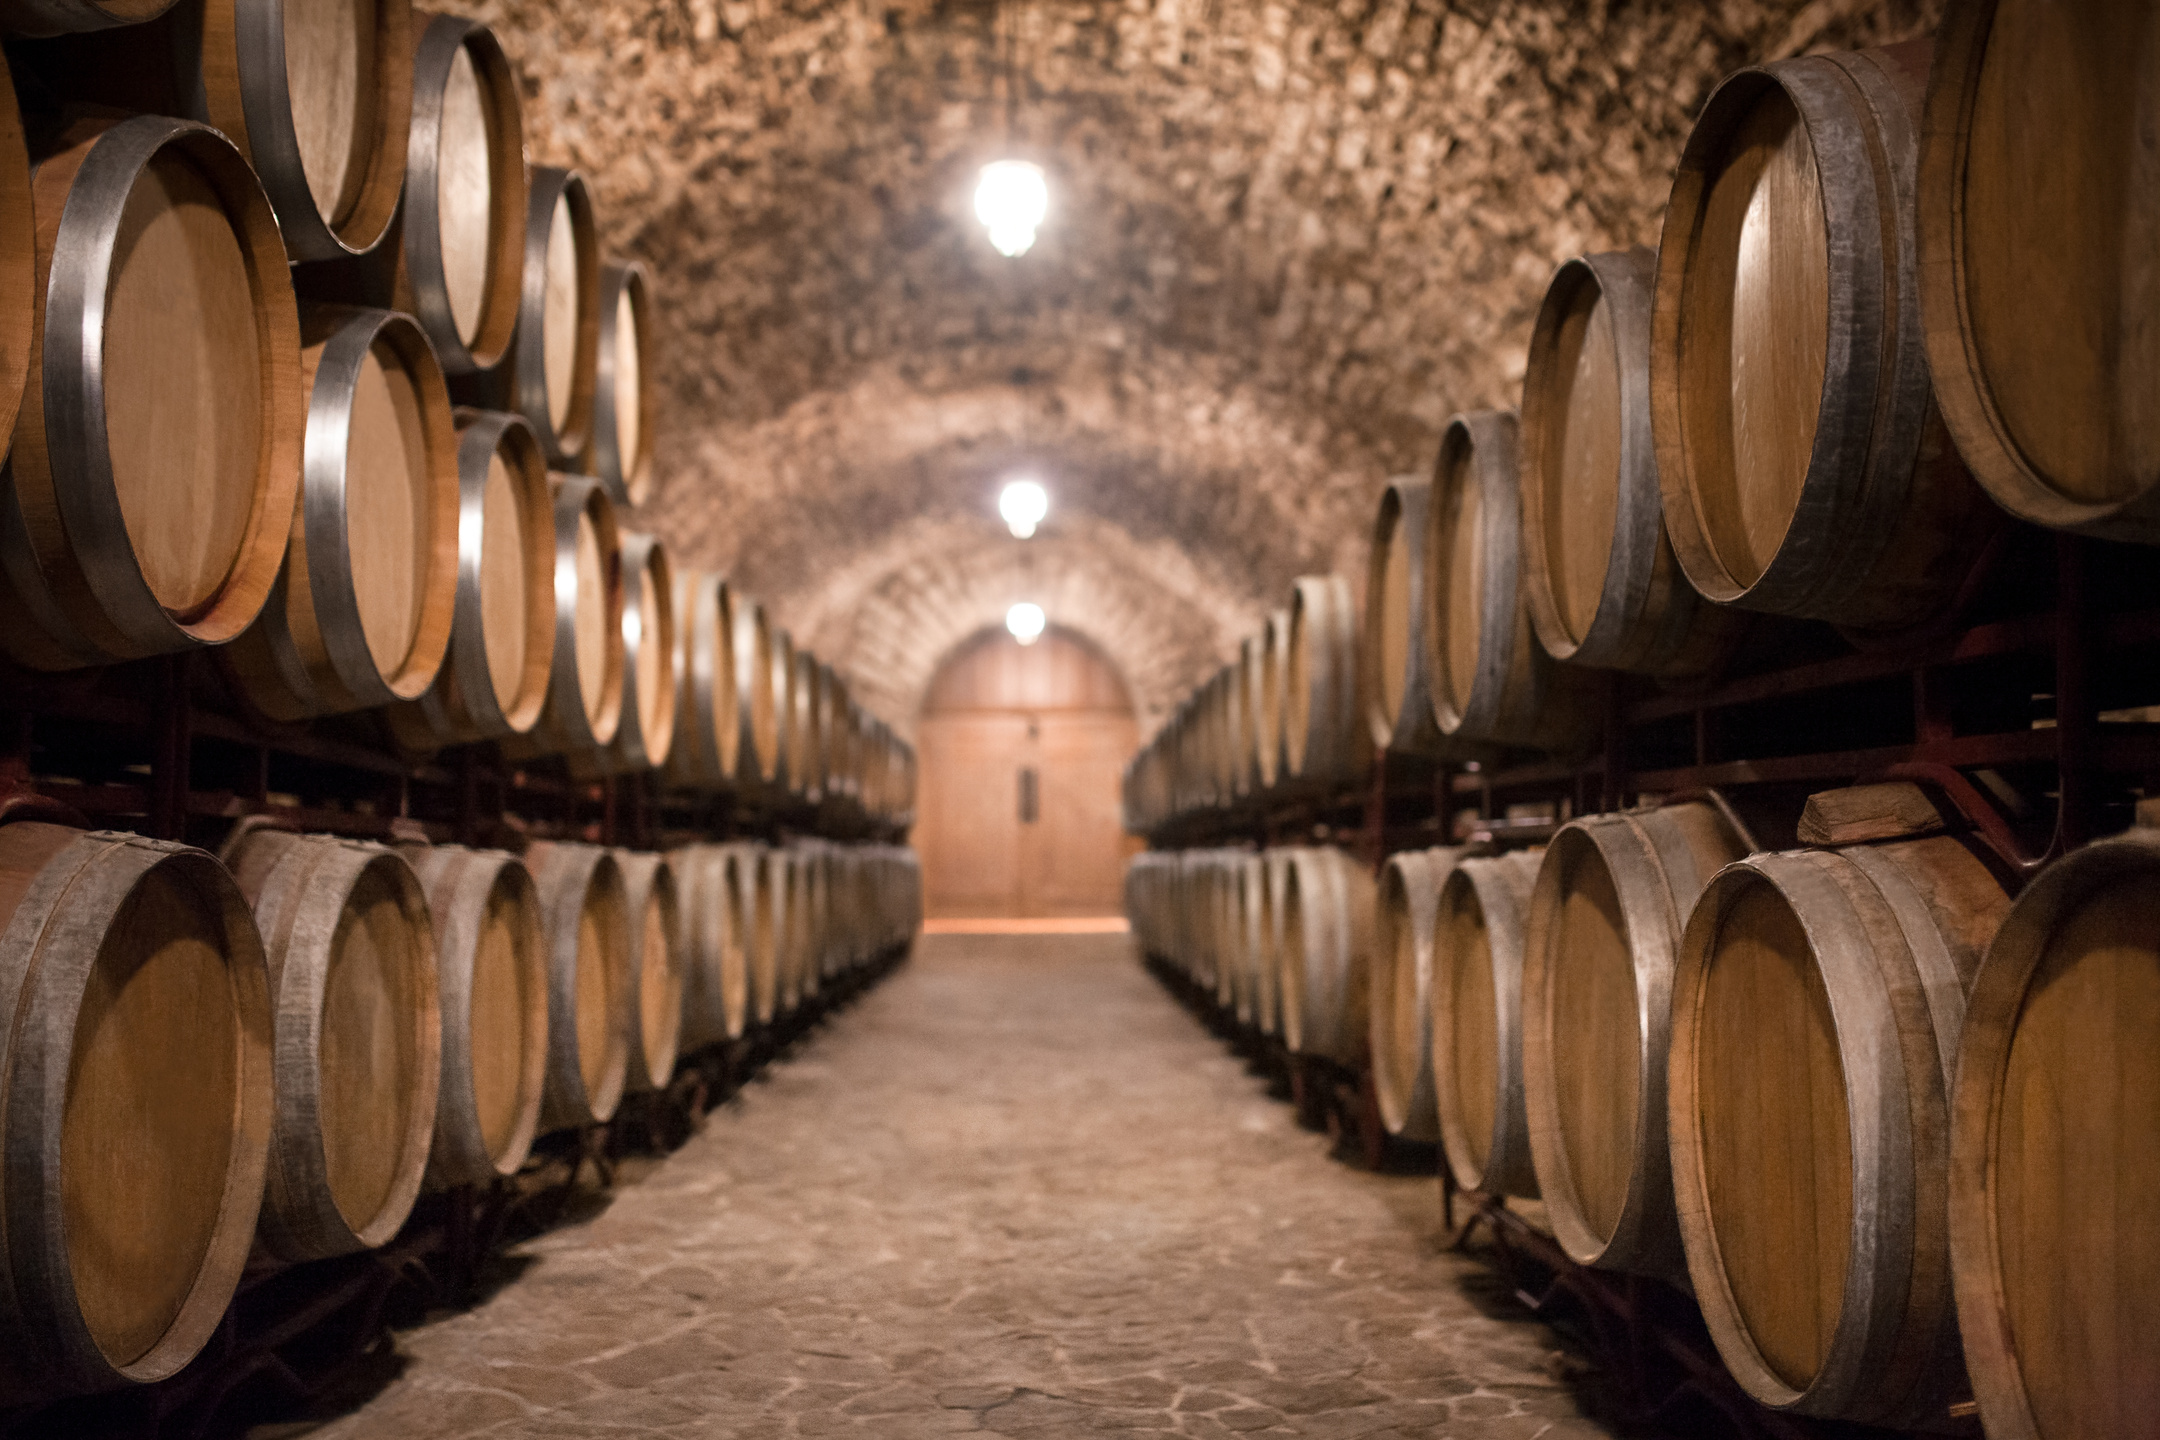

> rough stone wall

[{"left": 466, "top": 0, "right": 1941, "bottom": 731}]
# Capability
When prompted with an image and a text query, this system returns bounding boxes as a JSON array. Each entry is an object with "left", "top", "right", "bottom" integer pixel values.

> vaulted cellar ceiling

[{"left": 468, "top": 0, "right": 1940, "bottom": 730}]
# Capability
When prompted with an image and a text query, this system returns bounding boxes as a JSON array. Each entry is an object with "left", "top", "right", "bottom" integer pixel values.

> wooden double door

[{"left": 913, "top": 632, "right": 1138, "bottom": 918}]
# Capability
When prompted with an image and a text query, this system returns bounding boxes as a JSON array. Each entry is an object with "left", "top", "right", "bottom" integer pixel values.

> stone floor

[{"left": 309, "top": 934, "right": 1620, "bottom": 1439}]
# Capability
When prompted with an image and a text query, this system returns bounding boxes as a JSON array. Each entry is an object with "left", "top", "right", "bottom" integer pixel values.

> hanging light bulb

[
  {"left": 997, "top": 478, "right": 1049, "bottom": 537},
  {"left": 1006, "top": 602, "right": 1046, "bottom": 645},
  {"left": 975, "top": 160, "right": 1048, "bottom": 257}
]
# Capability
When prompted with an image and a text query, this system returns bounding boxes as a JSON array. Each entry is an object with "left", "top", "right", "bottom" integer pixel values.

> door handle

[{"left": 1018, "top": 766, "right": 1039, "bottom": 824}]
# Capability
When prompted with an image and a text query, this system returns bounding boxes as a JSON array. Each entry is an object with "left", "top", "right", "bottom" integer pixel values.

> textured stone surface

[
  {"left": 310, "top": 934, "right": 1612, "bottom": 1437},
  {"left": 461, "top": 0, "right": 1941, "bottom": 729}
]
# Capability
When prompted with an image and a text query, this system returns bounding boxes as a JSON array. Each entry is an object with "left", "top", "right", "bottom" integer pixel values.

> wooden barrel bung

[
  {"left": 225, "top": 306, "right": 458, "bottom": 720},
  {"left": 1, "top": 116, "right": 301, "bottom": 670},
  {"left": 1949, "top": 825, "right": 2160, "bottom": 1440},
  {"left": 1370, "top": 847, "right": 1463, "bottom": 1142},
  {"left": 0, "top": 823, "right": 271, "bottom": 1398},
  {"left": 1285, "top": 575, "right": 1367, "bottom": 789},
  {"left": 1275, "top": 846, "right": 1375, "bottom": 1066},
  {"left": 593, "top": 531, "right": 675, "bottom": 774},
  {"left": 1362, "top": 477, "right": 1451, "bottom": 755},
  {"left": 385, "top": 408, "right": 553, "bottom": 747},
  {"left": 1653, "top": 42, "right": 1999, "bottom": 633},
  {"left": 222, "top": 827, "right": 441, "bottom": 1263},
  {"left": 613, "top": 851, "right": 681, "bottom": 1092},
  {"left": 513, "top": 166, "right": 599, "bottom": 466},
  {"left": 524, "top": 841, "right": 631, "bottom": 1129},
  {"left": 1919, "top": 0, "right": 2160, "bottom": 540},
  {"left": 400, "top": 12, "right": 524, "bottom": 375},
  {"left": 1520, "top": 801, "right": 1753, "bottom": 1277},
  {"left": 169, "top": 0, "right": 412, "bottom": 262},
  {"left": 0, "top": 58, "right": 34, "bottom": 472},
  {"left": 0, "top": 0, "right": 173, "bottom": 35},
  {"left": 1669, "top": 829, "right": 2011, "bottom": 1425},
  {"left": 1521, "top": 250, "right": 1742, "bottom": 678},
  {"left": 401, "top": 843, "right": 547, "bottom": 1188},
  {"left": 508, "top": 473, "right": 624, "bottom": 756},
  {"left": 1424, "top": 410, "right": 1589, "bottom": 754},
  {"left": 1431, "top": 849, "right": 1544, "bottom": 1198},
  {"left": 582, "top": 260, "right": 653, "bottom": 507}
]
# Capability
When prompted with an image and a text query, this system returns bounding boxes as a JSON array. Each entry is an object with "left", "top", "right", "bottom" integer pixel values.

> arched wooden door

[{"left": 914, "top": 628, "right": 1139, "bottom": 918}]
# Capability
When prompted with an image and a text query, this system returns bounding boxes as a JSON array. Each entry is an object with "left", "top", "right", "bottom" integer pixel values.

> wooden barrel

[
  {"left": 592, "top": 532, "right": 674, "bottom": 773},
  {"left": 1229, "top": 852, "right": 1264, "bottom": 1025},
  {"left": 1432, "top": 850, "right": 1543, "bottom": 1197},
  {"left": 1519, "top": 800, "right": 1753, "bottom": 1278},
  {"left": 0, "top": 0, "right": 174, "bottom": 35},
  {"left": 1285, "top": 575, "right": 1366, "bottom": 789},
  {"left": 613, "top": 851, "right": 681, "bottom": 1092},
  {"left": 665, "top": 570, "right": 738, "bottom": 789},
  {"left": 1255, "top": 607, "right": 1290, "bottom": 790},
  {"left": 524, "top": 841, "right": 630, "bottom": 1129},
  {"left": 818, "top": 664, "right": 855, "bottom": 806},
  {"left": 1276, "top": 846, "right": 1375, "bottom": 1065},
  {"left": 169, "top": 0, "right": 411, "bottom": 262},
  {"left": 582, "top": 260, "right": 653, "bottom": 507},
  {"left": 385, "top": 409, "right": 554, "bottom": 746},
  {"left": 0, "top": 823, "right": 271, "bottom": 1398},
  {"left": 0, "top": 57, "right": 33, "bottom": 473},
  {"left": 0, "top": 116, "right": 301, "bottom": 670},
  {"left": 513, "top": 474, "right": 623, "bottom": 756},
  {"left": 512, "top": 166, "right": 599, "bottom": 466},
  {"left": 1522, "top": 249, "right": 1741, "bottom": 678},
  {"left": 222, "top": 828, "right": 440, "bottom": 1262},
  {"left": 1920, "top": 1, "right": 2160, "bottom": 541},
  {"left": 1254, "top": 847, "right": 1293, "bottom": 1036},
  {"left": 1653, "top": 42, "right": 1998, "bottom": 633},
  {"left": 400, "top": 843, "right": 547, "bottom": 1189},
  {"left": 1669, "top": 831, "right": 2011, "bottom": 1425},
  {"left": 225, "top": 306, "right": 458, "bottom": 720},
  {"left": 1949, "top": 824, "right": 2160, "bottom": 1440},
  {"left": 767, "top": 626, "right": 798, "bottom": 796},
  {"left": 1361, "top": 477, "right": 1452, "bottom": 755},
  {"left": 734, "top": 595, "right": 780, "bottom": 790},
  {"left": 1425, "top": 410, "right": 1588, "bottom": 754},
  {"left": 780, "top": 849, "right": 814, "bottom": 1012},
  {"left": 790, "top": 647, "right": 825, "bottom": 803},
  {"left": 748, "top": 843, "right": 788, "bottom": 1026},
  {"left": 396, "top": 13, "right": 525, "bottom": 376},
  {"left": 1370, "top": 847, "right": 1464, "bottom": 1142}
]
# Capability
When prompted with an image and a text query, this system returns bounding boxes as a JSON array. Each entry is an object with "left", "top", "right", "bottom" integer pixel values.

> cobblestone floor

[{"left": 311, "top": 934, "right": 1618, "bottom": 1439}]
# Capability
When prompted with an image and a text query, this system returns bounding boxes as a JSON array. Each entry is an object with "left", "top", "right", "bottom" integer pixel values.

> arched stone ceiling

[{"left": 467, "top": 0, "right": 1940, "bottom": 732}]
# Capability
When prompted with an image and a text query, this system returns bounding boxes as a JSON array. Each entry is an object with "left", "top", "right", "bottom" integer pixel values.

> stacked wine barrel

[{"left": 1128, "top": 8, "right": 2159, "bottom": 1434}]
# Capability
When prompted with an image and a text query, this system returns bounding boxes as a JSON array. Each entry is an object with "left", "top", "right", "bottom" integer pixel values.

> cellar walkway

[{"left": 310, "top": 934, "right": 1617, "bottom": 1440}]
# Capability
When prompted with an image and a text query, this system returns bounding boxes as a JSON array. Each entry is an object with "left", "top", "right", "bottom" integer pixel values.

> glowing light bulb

[
  {"left": 998, "top": 478, "right": 1049, "bottom": 538},
  {"left": 1006, "top": 602, "right": 1046, "bottom": 645},
  {"left": 975, "top": 160, "right": 1048, "bottom": 257}
]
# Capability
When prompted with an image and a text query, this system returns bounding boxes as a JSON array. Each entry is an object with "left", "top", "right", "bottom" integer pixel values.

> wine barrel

[
  {"left": 670, "top": 846, "right": 733, "bottom": 1048},
  {"left": 613, "top": 851, "right": 681, "bottom": 1092},
  {"left": 1653, "top": 42, "right": 1998, "bottom": 632},
  {"left": 1276, "top": 846, "right": 1375, "bottom": 1065},
  {"left": 734, "top": 595, "right": 780, "bottom": 790},
  {"left": 1255, "top": 607, "right": 1290, "bottom": 790},
  {"left": 780, "top": 849, "right": 813, "bottom": 1013},
  {"left": 0, "top": 58, "right": 33, "bottom": 472},
  {"left": 819, "top": 664, "right": 856, "bottom": 806},
  {"left": 1229, "top": 851, "right": 1264, "bottom": 1026},
  {"left": 524, "top": 842, "right": 630, "bottom": 1129},
  {"left": 1520, "top": 800, "right": 1753, "bottom": 1278},
  {"left": 225, "top": 306, "right": 458, "bottom": 720},
  {"left": 222, "top": 828, "right": 440, "bottom": 1263},
  {"left": 1425, "top": 411, "right": 1588, "bottom": 754},
  {"left": 512, "top": 166, "right": 599, "bottom": 466},
  {"left": 1522, "top": 249, "right": 1741, "bottom": 678},
  {"left": 1669, "top": 830, "right": 2011, "bottom": 1425},
  {"left": 748, "top": 843, "right": 788, "bottom": 1026},
  {"left": 1362, "top": 477, "right": 1452, "bottom": 755},
  {"left": 0, "top": 0, "right": 173, "bottom": 35},
  {"left": 1919, "top": 1, "right": 2160, "bottom": 541},
  {"left": 665, "top": 570, "right": 738, "bottom": 789},
  {"left": 1370, "top": 847, "right": 1465, "bottom": 1142},
  {"left": 401, "top": 843, "right": 547, "bottom": 1188},
  {"left": 169, "top": 0, "right": 411, "bottom": 262},
  {"left": 1, "top": 116, "right": 301, "bottom": 670},
  {"left": 385, "top": 409, "right": 554, "bottom": 746},
  {"left": 512, "top": 474, "right": 624, "bottom": 756},
  {"left": 1432, "top": 850, "right": 1543, "bottom": 1197},
  {"left": 591, "top": 532, "right": 674, "bottom": 773},
  {"left": 1285, "top": 575, "right": 1367, "bottom": 789},
  {"left": 0, "top": 823, "right": 271, "bottom": 1399},
  {"left": 582, "top": 261, "right": 653, "bottom": 506},
  {"left": 790, "top": 647, "right": 826, "bottom": 803},
  {"left": 1949, "top": 825, "right": 2160, "bottom": 1440},
  {"left": 397, "top": 13, "right": 525, "bottom": 375},
  {"left": 767, "top": 626, "right": 798, "bottom": 797}
]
